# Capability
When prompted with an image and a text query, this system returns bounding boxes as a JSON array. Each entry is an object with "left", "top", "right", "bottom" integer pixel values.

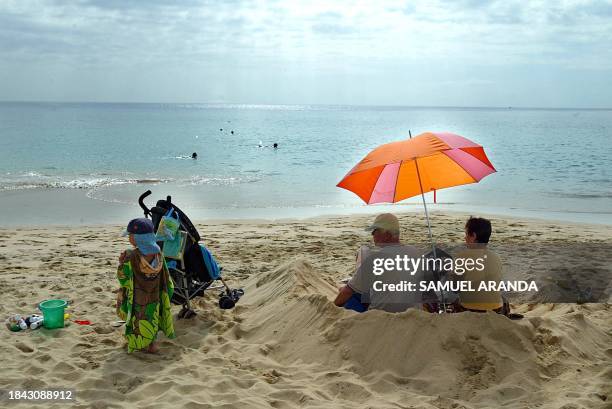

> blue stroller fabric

[{"left": 200, "top": 245, "right": 221, "bottom": 280}]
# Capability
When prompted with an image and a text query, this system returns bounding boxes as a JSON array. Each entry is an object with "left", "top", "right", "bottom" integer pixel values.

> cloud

[
  {"left": 0, "top": 0, "right": 610, "bottom": 105},
  {"left": 1, "top": 0, "right": 610, "bottom": 65}
]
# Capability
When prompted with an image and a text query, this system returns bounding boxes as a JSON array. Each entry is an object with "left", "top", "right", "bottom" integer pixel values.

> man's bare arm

[{"left": 334, "top": 285, "right": 354, "bottom": 307}]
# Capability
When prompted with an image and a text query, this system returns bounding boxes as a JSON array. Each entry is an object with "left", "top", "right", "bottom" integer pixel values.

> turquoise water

[{"left": 1, "top": 102, "right": 611, "bottom": 224}]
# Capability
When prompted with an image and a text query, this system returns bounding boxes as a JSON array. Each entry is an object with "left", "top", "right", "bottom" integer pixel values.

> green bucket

[{"left": 39, "top": 299, "right": 68, "bottom": 329}]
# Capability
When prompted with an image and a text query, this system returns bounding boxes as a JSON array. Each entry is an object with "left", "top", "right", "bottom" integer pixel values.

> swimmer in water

[
  {"left": 273, "top": 143, "right": 278, "bottom": 149},
  {"left": 192, "top": 152, "right": 198, "bottom": 159}
]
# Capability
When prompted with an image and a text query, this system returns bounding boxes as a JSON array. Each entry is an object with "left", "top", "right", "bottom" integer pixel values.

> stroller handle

[{"left": 138, "top": 190, "right": 152, "bottom": 216}]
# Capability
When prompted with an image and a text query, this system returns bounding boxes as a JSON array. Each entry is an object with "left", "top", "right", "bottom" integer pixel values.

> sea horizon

[{"left": 2, "top": 100, "right": 612, "bottom": 111}]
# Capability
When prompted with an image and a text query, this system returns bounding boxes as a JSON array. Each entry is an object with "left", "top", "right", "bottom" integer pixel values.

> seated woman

[
  {"left": 454, "top": 217, "right": 504, "bottom": 313},
  {"left": 116, "top": 218, "right": 175, "bottom": 353}
]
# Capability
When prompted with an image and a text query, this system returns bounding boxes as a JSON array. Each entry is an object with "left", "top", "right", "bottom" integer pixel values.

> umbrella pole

[
  {"left": 409, "top": 131, "right": 437, "bottom": 257},
  {"left": 414, "top": 159, "right": 437, "bottom": 258},
  {"left": 410, "top": 131, "right": 445, "bottom": 313}
]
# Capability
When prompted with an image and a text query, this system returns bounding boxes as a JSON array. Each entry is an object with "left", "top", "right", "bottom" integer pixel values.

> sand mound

[
  {"left": 250, "top": 258, "right": 338, "bottom": 302},
  {"left": 235, "top": 259, "right": 612, "bottom": 408}
]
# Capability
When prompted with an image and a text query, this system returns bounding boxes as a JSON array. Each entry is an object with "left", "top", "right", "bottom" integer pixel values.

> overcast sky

[{"left": 1, "top": 0, "right": 611, "bottom": 107}]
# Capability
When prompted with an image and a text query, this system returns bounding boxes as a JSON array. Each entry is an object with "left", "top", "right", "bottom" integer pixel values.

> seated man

[
  {"left": 454, "top": 217, "right": 504, "bottom": 313},
  {"left": 334, "top": 213, "right": 423, "bottom": 313}
]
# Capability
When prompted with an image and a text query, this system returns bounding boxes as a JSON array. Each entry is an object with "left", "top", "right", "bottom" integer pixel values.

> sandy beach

[{"left": 1, "top": 211, "right": 611, "bottom": 409}]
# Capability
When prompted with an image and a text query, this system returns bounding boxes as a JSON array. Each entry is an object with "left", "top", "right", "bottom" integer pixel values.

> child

[{"left": 116, "top": 218, "right": 175, "bottom": 353}]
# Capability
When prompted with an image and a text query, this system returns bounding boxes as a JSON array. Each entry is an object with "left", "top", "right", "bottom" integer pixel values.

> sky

[{"left": 0, "top": 0, "right": 611, "bottom": 107}]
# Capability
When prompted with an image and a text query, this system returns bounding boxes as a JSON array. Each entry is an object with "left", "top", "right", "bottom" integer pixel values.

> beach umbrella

[{"left": 337, "top": 131, "right": 496, "bottom": 253}]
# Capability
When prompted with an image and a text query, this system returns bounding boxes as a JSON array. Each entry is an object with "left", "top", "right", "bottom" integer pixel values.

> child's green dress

[{"left": 116, "top": 249, "right": 175, "bottom": 352}]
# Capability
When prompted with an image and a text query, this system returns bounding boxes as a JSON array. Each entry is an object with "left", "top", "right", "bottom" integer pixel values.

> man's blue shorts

[{"left": 343, "top": 293, "right": 368, "bottom": 313}]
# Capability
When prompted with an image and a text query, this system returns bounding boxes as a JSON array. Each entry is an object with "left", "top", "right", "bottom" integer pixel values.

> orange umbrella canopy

[{"left": 337, "top": 132, "right": 496, "bottom": 204}]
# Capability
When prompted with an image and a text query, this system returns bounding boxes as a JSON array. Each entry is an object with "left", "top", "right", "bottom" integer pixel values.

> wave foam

[
  {"left": 0, "top": 173, "right": 258, "bottom": 191},
  {"left": 0, "top": 177, "right": 170, "bottom": 191},
  {"left": 182, "top": 175, "right": 259, "bottom": 186}
]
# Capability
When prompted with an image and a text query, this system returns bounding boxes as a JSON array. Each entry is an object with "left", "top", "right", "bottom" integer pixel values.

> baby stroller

[{"left": 138, "top": 190, "right": 242, "bottom": 319}]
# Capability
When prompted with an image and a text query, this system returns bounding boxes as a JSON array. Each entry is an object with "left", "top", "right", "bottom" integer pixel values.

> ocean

[{"left": 1, "top": 102, "right": 611, "bottom": 225}]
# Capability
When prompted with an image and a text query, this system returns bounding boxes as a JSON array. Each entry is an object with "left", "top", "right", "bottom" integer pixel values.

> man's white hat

[{"left": 364, "top": 213, "right": 400, "bottom": 234}]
